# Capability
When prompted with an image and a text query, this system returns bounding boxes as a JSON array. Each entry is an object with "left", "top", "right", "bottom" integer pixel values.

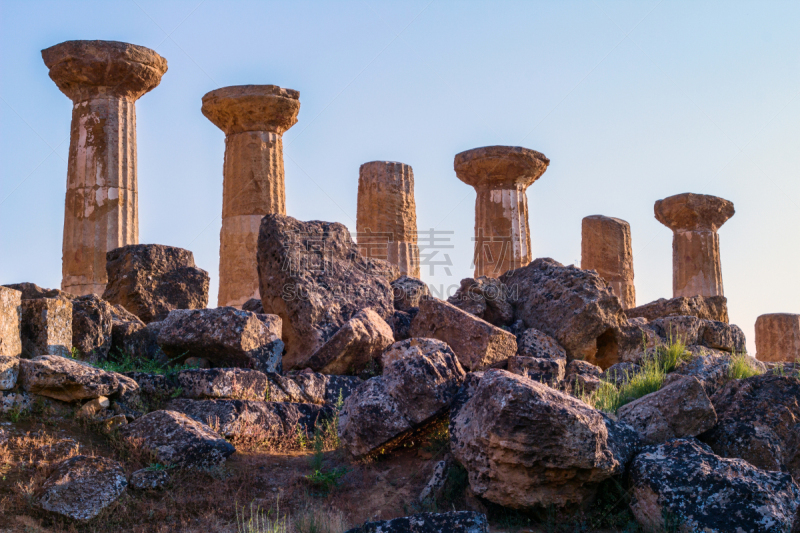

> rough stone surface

[
  {"left": 119, "top": 410, "right": 234, "bottom": 468},
  {"left": 454, "top": 146, "right": 549, "bottom": 278},
  {"left": 564, "top": 359, "right": 604, "bottom": 395},
  {"left": 257, "top": 214, "right": 394, "bottom": 369},
  {"left": 581, "top": 215, "right": 636, "bottom": 309},
  {"left": 617, "top": 376, "right": 716, "bottom": 444},
  {"left": 177, "top": 368, "right": 269, "bottom": 400},
  {"left": 450, "top": 370, "right": 639, "bottom": 508},
  {"left": 4, "top": 282, "right": 71, "bottom": 300},
  {"left": 446, "top": 277, "right": 514, "bottom": 327},
  {"left": 409, "top": 298, "right": 516, "bottom": 371},
  {"left": 626, "top": 294, "right": 729, "bottom": 323},
  {"left": 515, "top": 328, "right": 566, "bottom": 360},
  {"left": 0, "top": 356, "right": 19, "bottom": 390},
  {"left": 340, "top": 340, "right": 465, "bottom": 457},
  {"left": 130, "top": 468, "right": 169, "bottom": 490},
  {"left": 18, "top": 355, "right": 133, "bottom": 402},
  {"left": 650, "top": 315, "right": 704, "bottom": 345},
  {"left": 37, "top": 455, "right": 127, "bottom": 521},
  {"left": 42, "top": 40, "right": 168, "bottom": 296},
  {"left": 603, "top": 362, "right": 640, "bottom": 387},
  {"left": 702, "top": 374, "right": 800, "bottom": 481},
  {"left": 506, "top": 356, "right": 565, "bottom": 385},
  {"left": 123, "top": 371, "right": 178, "bottom": 398},
  {"left": 0, "top": 286, "right": 22, "bottom": 357},
  {"left": 500, "top": 258, "right": 626, "bottom": 367},
  {"left": 629, "top": 438, "right": 799, "bottom": 533},
  {"left": 266, "top": 372, "right": 361, "bottom": 406},
  {"left": 391, "top": 276, "right": 429, "bottom": 312},
  {"left": 71, "top": 294, "right": 113, "bottom": 361},
  {"left": 241, "top": 298, "right": 264, "bottom": 314},
  {"left": 654, "top": 193, "right": 734, "bottom": 298},
  {"left": 0, "top": 390, "right": 33, "bottom": 413},
  {"left": 157, "top": 307, "right": 283, "bottom": 373},
  {"left": 20, "top": 297, "right": 73, "bottom": 358},
  {"left": 756, "top": 313, "right": 800, "bottom": 363},
  {"left": 77, "top": 396, "right": 110, "bottom": 418},
  {"left": 357, "top": 161, "right": 420, "bottom": 278},
  {"left": 389, "top": 309, "right": 417, "bottom": 341},
  {"left": 305, "top": 308, "right": 394, "bottom": 375},
  {"left": 344, "top": 511, "right": 489, "bottom": 533},
  {"left": 701, "top": 319, "right": 746, "bottom": 352},
  {"left": 671, "top": 346, "right": 765, "bottom": 396},
  {"left": 103, "top": 244, "right": 209, "bottom": 324},
  {"left": 203, "top": 85, "right": 300, "bottom": 308}
]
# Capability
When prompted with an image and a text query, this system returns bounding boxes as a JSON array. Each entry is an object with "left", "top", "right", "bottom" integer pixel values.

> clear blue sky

[{"left": 1, "top": 1, "right": 799, "bottom": 353}]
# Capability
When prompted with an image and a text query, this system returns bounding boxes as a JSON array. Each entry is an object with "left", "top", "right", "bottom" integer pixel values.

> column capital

[
  {"left": 202, "top": 85, "right": 300, "bottom": 135},
  {"left": 42, "top": 40, "right": 167, "bottom": 101},
  {"left": 655, "top": 193, "right": 734, "bottom": 232},
  {"left": 454, "top": 145, "right": 549, "bottom": 189}
]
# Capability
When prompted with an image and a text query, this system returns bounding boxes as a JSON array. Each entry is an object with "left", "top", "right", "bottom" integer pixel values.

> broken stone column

[
  {"left": 202, "top": 85, "right": 300, "bottom": 308},
  {"left": 755, "top": 314, "right": 800, "bottom": 363},
  {"left": 0, "top": 287, "right": 22, "bottom": 357},
  {"left": 42, "top": 40, "right": 168, "bottom": 296},
  {"left": 581, "top": 215, "right": 636, "bottom": 309},
  {"left": 454, "top": 146, "right": 549, "bottom": 278},
  {"left": 654, "top": 193, "right": 734, "bottom": 298},
  {"left": 356, "top": 161, "right": 420, "bottom": 277}
]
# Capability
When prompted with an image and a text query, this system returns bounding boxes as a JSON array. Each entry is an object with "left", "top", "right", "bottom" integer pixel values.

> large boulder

[
  {"left": 446, "top": 277, "right": 514, "bottom": 327},
  {"left": 499, "top": 258, "right": 626, "bottom": 366},
  {"left": 265, "top": 371, "right": 361, "bottom": 406},
  {"left": 157, "top": 307, "right": 283, "bottom": 373},
  {"left": 20, "top": 297, "right": 72, "bottom": 358},
  {"left": 37, "top": 455, "right": 127, "bottom": 521},
  {"left": 0, "top": 356, "right": 19, "bottom": 390},
  {"left": 18, "top": 355, "right": 134, "bottom": 402},
  {"left": 450, "top": 369, "right": 639, "bottom": 507},
  {"left": 506, "top": 356, "right": 565, "bottom": 386},
  {"left": 339, "top": 338, "right": 465, "bottom": 457},
  {"left": 71, "top": 294, "right": 113, "bottom": 361},
  {"left": 391, "top": 276, "right": 429, "bottom": 312},
  {"left": 256, "top": 214, "right": 394, "bottom": 369},
  {"left": 0, "top": 286, "right": 22, "bottom": 357},
  {"left": 671, "top": 346, "right": 765, "bottom": 395},
  {"left": 102, "top": 244, "right": 209, "bottom": 324},
  {"left": 409, "top": 298, "right": 516, "bottom": 371},
  {"left": 177, "top": 368, "right": 269, "bottom": 400},
  {"left": 629, "top": 439, "right": 799, "bottom": 532},
  {"left": 564, "top": 359, "right": 603, "bottom": 395},
  {"left": 344, "top": 511, "right": 489, "bottom": 533},
  {"left": 617, "top": 376, "right": 716, "bottom": 444},
  {"left": 626, "top": 295, "right": 729, "bottom": 323},
  {"left": 702, "top": 374, "right": 800, "bottom": 481},
  {"left": 118, "top": 410, "right": 234, "bottom": 468},
  {"left": 515, "top": 328, "right": 566, "bottom": 360},
  {"left": 305, "top": 308, "right": 394, "bottom": 375}
]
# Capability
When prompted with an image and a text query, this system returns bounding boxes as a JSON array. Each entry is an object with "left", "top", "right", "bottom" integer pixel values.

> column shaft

[
  {"left": 673, "top": 229, "right": 723, "bottom": 297},
  {"left": 581, "top": 215, "right": 636, "bottom": 309},
  {"left": 473, "top": 186, "right": 531, "bottom": 278}
]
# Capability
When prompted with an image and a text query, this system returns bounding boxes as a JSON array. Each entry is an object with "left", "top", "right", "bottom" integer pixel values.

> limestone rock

[
  {"left": 167, "top": 398, "right": 331, "bottom": 439},
  {"left": 340, "top": 340, "right": 465, "bottom": 457},
  {"left": 241, "top": 298, "right": 264, "bottom": 314},
  {"left": 603, "top": 362, "right": 640, "bottom": 387},
  {"left": 450, "top": 369, "right": 639, "bottom": 508},
  {"left": 650, "top": 315, "right": 704, "bottom": 345},
  {"left": 626, "top": 294, "right": 729, "bottom": 323},
  {"left": 701, "top": 319, "right": 746, "bottom": 352},
  {"left": 564, "top": 359, "right": 603, "bottom": 395},
  {"left": 119, "top": 410, "right": 234, "bottom": 468},
  {"left": 20, "top": 297, "right": 72, "bottom": 358},
  {"left": 499, "top": 258, "right": 625, "bottom": 366},
  {"left": 0, "top": 286, "right": 22, "bottom": 357},
  {"left": 37, "top": 455, "right": 127, "bottom": 521},
  {"left": 71, "top": 294, "right": 113, "bottom": 361},
  {"left": 507, "top": 356, "right": 565, "bottom": 385},
  {"left": 4, "top": 282, "right": 70, "bottom": 300},
  {"left": 157, "top": 307, "right": 283, "bottom": 373},
  {"left": 617, "top": 376, "right": 716, "bottom": 444},
  {"left": 756, "top": 313, "right": 800, "bottom": 363},
  {"left": 581, "top": 215, "right": 636, "bottom": 309},
  {"left": 516, "top": 328, "right": 566, "bottom": 360},
  {"left": 130, "top": 468, "right": 169, "bottom": 490},
  {"left": 344, "top": 511, "right": 489, "bottom": 533},
  {"left": 446, "top": 277, "right": 514, "bottom": 327},
  {"left": 18, "top": 355, "right": 132, "bottom": 402},
  {"left": 629, "top": 439, "right": 799, "bottom": 533},
  {"left": 77, "top": 396, "right": 110, "bottom": 418},
  {"left": 671, "top": 346, "right": 764, "bottom": 395},
  {"left": 103, "top": 244, "right": 209, "bottom": 324},
  {"left": 389, "top": 308, "right": 417, "bottom": 341},
  {"left": 454, "top": 146, "right": 549, "bottom": 277},
  {"left": 0, "top": 356, "right": 19, "bottom": 390},
  {"left": 702, "top": 374, "right": 800, "bottom": 481},
  {"left": 257, "top": 214, "right": 394, "bottom": 369},
  {"left": 113, "top": 319, "right": 165, "bottom": 363},
  {"left": 409, "top": 297, "right": 516, "bottom": 371},
  {"left": 305, "top": 308, "right": 393, "bottom": 375},
  {"left": 419, "top": 458, "right": 451, "bottom": 503},
  {"left": 123, "top": 371, "right": 178, "bottom": 398},
  {"left": 177, "top": 368, "right": 268, "bottom": 400},
  {"left": 266, "top": 372, "right": 361, "bottom": 406},
  {"left": 391, "top": 276, "right": 429, "bottom": 312},
  {"left": 0, "top": 391, "right": 33, "bottom": 413}
]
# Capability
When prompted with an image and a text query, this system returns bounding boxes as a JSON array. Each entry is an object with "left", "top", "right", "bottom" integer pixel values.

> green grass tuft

[
  {"left": 92, "top": 349, "right": 197, "bottom": 375},
  {"left": 727, "top": 352, "right": 764, "bottom": 380}
]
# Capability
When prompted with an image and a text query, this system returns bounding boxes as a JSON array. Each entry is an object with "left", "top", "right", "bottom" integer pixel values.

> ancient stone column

[
  {"left": 581, "top": 215, "right": 636, "bottom": 309},
  {"left": 42, "top": 40, "right": 167, "bottom": 297},
  {"left": 654, "top": 193, "right": 734, "bottom": 298},
  {"left": 755, "top": 313, "right": 800, "bottom": 363},
  {"left": 356, "top": 161, "right": 420, "bottom": 277},
  {"left": 454, "top": 146, "right": 549, "bottom": 278},
  {"left": 202, "top": 85, "right": 300, "bottom": 308}
]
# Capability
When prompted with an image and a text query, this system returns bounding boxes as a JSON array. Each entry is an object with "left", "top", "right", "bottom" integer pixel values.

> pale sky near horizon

[{"left": 1, "top": 1, "right": 799, "bottom": 354}]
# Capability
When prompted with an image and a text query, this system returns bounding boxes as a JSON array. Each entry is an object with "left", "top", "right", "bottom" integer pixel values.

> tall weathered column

[
  {"left": 755, "top": 313, "right": 800, "bottom": 363},
  {"left": 202, "top": 85, "right": 300, "bottom": 308},
  {"left": 454, "top": 146, "right": 549, "bottom": 278},
  {"left": 581, "top": 215, "right": 636, "bottom": 309},
  {"left": 356, "top": 161, "right": 420, "bottom": 277},
  {"left": 42, "top": 40, "right": 168, "bottom": 296},
  {"left": 655, "top": 193, "right": 734, "bottom": 298}
]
